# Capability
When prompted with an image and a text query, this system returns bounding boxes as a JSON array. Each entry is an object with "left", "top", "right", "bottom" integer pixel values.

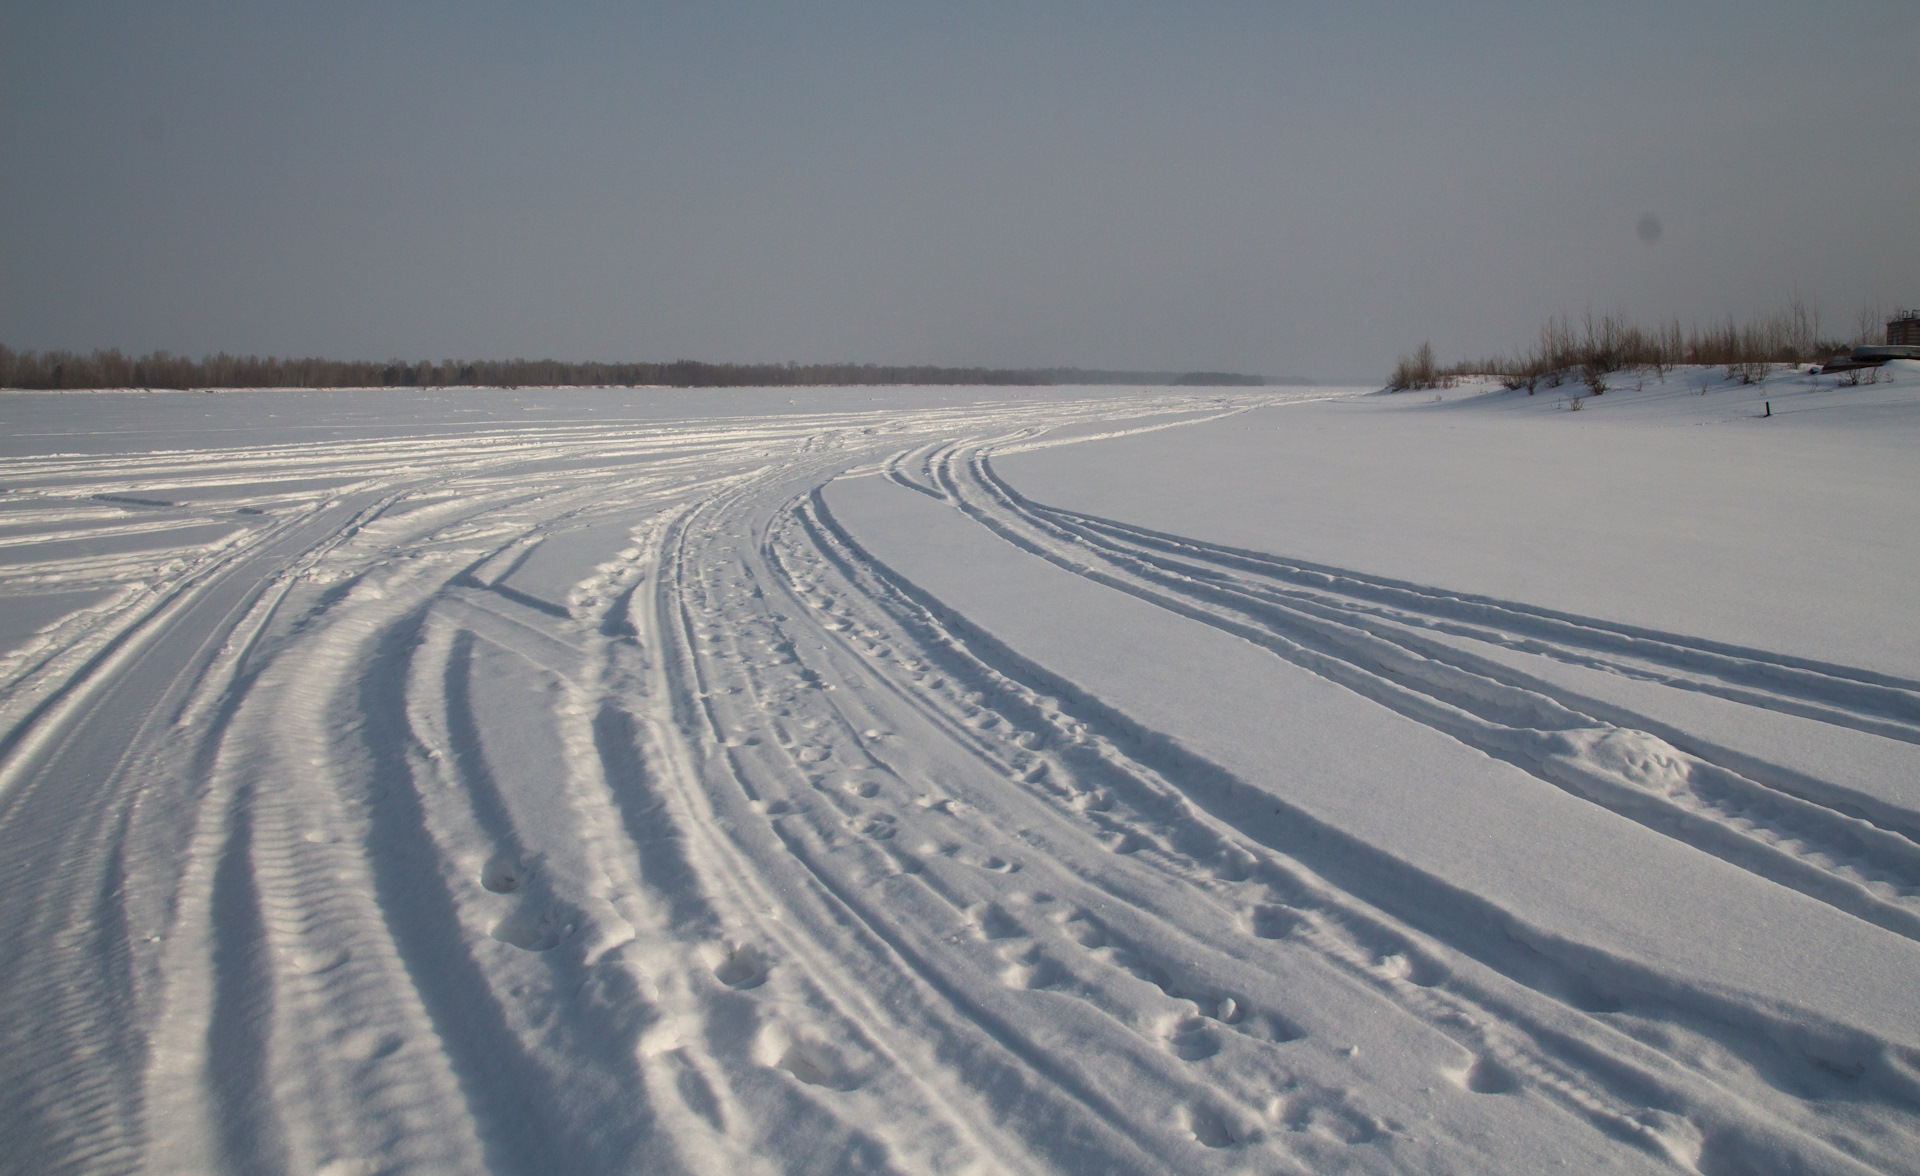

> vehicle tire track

[
  {"left": 935, "top": 443, "right": 1920, "bottom": 945},
  {"left": 798, "top": 451, "right": 1919, "bottom": 1174}
]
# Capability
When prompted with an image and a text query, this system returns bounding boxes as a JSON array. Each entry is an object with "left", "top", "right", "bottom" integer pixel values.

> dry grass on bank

[{"left": 1390, "top": 300, "right": 1891, "bottom": 394}]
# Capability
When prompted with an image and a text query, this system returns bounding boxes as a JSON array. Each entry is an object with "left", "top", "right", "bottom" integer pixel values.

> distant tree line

[
  {"left": 1389, "top": 297, "right": 1891, "bottom": 393},
  {"left": 1029, "top": 367, "right": 1266, "bottom": 387},
  {"left": 0, "top": 346, "right": 1266, "bottom": 391}
]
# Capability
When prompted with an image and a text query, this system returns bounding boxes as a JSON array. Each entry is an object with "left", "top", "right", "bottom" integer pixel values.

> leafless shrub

[
  {"left": 1390, "top": 297, "right": 1867, "bottom": 393},
  {"left": 1582, "top": 360, "right": 1609, "bottom": 395},
  {"left": 1387, "top": 342, "right": 1439, "bottom": 391}
]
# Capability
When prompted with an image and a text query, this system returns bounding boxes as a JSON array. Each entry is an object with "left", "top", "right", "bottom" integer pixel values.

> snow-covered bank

[{"left": 0, "top": 370, "right": 1915, "bottom": 1174}]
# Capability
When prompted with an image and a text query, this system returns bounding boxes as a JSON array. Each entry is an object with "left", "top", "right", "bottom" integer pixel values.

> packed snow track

[{"left": 2, "top": 382, "right": 1917, "bottom": 1175}]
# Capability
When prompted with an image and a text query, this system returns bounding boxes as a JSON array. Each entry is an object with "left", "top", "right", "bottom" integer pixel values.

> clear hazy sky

[{"left": 4, "top": 1, "right": 1915, "bottom": 380}]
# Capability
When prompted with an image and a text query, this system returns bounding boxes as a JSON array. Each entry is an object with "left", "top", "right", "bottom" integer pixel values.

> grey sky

[{"left": 4, "top": 1, "right": 1915, "bottom": 380}]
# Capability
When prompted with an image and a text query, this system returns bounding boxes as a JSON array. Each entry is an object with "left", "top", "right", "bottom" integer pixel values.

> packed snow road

[{"left": 1, "top": 376, "right": 1917, "bottom": 1175}]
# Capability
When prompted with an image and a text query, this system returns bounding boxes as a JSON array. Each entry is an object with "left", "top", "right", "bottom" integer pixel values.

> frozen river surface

[{"left": 2, "top": 372, "right": 1918, "bottom": 1175}]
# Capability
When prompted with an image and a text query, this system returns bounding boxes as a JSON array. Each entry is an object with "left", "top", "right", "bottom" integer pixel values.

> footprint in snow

[
  {"left": 881, "top": 845, "right": 925, "bottom": 875},
  {"left": 481, "top": 851, "right": 532, "bottom": 894},
  {"left": 835, "top": 771, "right": 887, "bottom": 798},
  {"left": 1281, "top": 1095, "right": 1387, "bottom": 1145},
  {"left": 1000, "top": 944, "right": 1068, "bottom": 990},
  {"left": 1185, "top": 1104, "right": 1249, "bottom": 1149},
  {"left": 1166, "top": 1016, "right": 1223, "bottom": 1061},
  {"left": 1057, "top": 910, "right": 1107, "bottom": 949},
  {"left": 1068, "top": 790, "right": 1114, "bottom": 813},
  {"left": 1448, "top": 1053, "right": 1520, "bottom": 1094},
  {"left": 756, "top": 1023, "right": 864, "bottom": 1090},
  {"left": 1248, "top": 903, "right": 1305, "bottom": 940},
  {"left": 1223, "top": 1002, "right": 1307, "bottom": 1044},
  {"left": 851, "top": 814, "right": 896, "bottom": 840},
  {"left": 490, "top": 907, "right": 575, "bottom": 952},
  {"left": 711, "top": 942, "right": 767, "bottom": 989},
  {"left": 1212, "top": 846, "right": 1257, "bottom": 882},
  {"left": 967, "top": 902, "right": 1025, "bottom": 941},
  {"left": 1372, "top": 949, "right": 1445, "bottom": 988}
]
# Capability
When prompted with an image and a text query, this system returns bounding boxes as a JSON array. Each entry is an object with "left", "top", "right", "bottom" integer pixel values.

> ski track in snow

[{"left": 0, "top": 387, "right": 1916, "bottom": 1174}]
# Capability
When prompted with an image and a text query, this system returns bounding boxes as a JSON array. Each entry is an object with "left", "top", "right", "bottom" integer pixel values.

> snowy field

[{"left": 1, "top": 367, "right": 1917, "bottom": 1175}]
